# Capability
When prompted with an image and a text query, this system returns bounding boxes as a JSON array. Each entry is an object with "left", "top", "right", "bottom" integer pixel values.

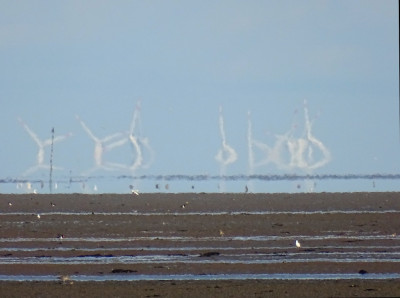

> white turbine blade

[
  {"left": 104, "top": 161, "right": 128, "bottom": 170},
  {"left": 138, "top": 137, "right": 154, "bottom": 169},
  {"left": 215, "top": 106, "right": 237, "bottom": 166},
  {"left": 247, "top": 111, "right": 255, "bottom": 173},
  {"left": 129, "top": 135, "right": 143, "bottom": 171},
  {"left": 102, "top": 132, "right": 125, "bottom": 143},
  {"left": 49, "top": 132, "right": 73, "bottom": 146},
  {"left": 215, "top": 144, "right": 238, "bottom": 166},
  {"left": 302, "top": 102, "right": 331, "bottom": 170},
  {"left": 130, "top": 101, "right": 142, "bottom": 134},
  {"left": 76, "top": 115, "right": 99, "bottom": 142},
  {"left": 18, "top": 117, "right": 42, "bottom": 147},
  {"left": 105, "top": 137, "right": 128, "bottom": 151}
]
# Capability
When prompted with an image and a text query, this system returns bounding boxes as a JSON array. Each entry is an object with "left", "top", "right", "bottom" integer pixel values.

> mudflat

[{"left": 0, "top": 192, "right": 399, "bottom": 297}]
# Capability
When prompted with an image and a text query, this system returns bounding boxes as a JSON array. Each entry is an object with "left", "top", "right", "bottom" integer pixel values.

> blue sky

[{"left": 0, "top": 1, "right": 398, "bottom": 193}]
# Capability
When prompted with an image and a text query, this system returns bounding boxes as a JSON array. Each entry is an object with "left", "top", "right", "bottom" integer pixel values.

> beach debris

[
  {"left": 50, "top": 202, "right": 56, "bottom": 207},
  {"left": 111, "top": 268, "right": 137, "bottom": 273},
  {"left": 57, "top": 234, "right": 64, "bottom": 240},
  {"left": 359, "top": 269, "right": 368, "bottom": 275},
  {"left": 8, "top": 202, "right": 12, "bottom": 207},
  {"left": 77, "top": 254, "right": 113, "bottom": 258},
  {"left": 37, "top": 214, "right": 41, "bottom": 219},
  {"left": 295, "top": 240, "right": 301, "bottom": 248},
  {"left": 219, "top": 229, "right": 225, "bottom": 237},
  {"left": 199, "top": 251, "right": 220, "bottom": 257}
]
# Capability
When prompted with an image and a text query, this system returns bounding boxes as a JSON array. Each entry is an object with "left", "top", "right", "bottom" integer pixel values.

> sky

[{"left": 0, "top": 0, "right": 399, "bottom": 194}]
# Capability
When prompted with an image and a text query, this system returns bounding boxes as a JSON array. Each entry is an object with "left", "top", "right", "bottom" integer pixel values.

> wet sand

[
  {"left": 0, "top": 192, "right": 400, "bottom": 297},
  {"left": 1, "top": 279, "right": 400, "bottom": 298}
]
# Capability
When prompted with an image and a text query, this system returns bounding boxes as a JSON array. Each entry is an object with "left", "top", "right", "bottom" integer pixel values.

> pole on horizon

[{"left": 49, "top": 127, "right": 54, "bottom": 193}]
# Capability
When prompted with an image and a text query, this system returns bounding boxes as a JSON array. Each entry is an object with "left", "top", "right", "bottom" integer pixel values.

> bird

[
  {"left": 37, "top": 214, "right": 41, "bottom": 219},
  {"left": 58, "top": 275, "right": 71, "bottom": 284},
  {"left": 295, "top": 240, "right": 301, "bottom": 248}
]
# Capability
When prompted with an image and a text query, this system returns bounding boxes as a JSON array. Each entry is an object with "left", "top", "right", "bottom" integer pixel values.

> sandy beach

[{"left": 0, "top": 192, "right": 399, "bottom": 297}]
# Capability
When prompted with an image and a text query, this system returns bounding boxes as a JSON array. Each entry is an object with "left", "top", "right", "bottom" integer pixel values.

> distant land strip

[{"left": 2, "top": 173, "right": 400, "bottom": 184}]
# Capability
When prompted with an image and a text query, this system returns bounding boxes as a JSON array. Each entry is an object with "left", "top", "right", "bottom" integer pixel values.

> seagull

[
  {"left": 295, "top": 240, "right": 301, "bottom": 248},
  {"left": 58, "top": 275, "right": 71, "bottom": 283}
]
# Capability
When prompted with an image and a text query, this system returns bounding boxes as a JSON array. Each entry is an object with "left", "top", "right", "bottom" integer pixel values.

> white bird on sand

[
  {"left": 58, "top": 275, "right": 71, "bottom": 283},
  {"left": 295, "top": 240, "right": 301, "bottom": 248}
]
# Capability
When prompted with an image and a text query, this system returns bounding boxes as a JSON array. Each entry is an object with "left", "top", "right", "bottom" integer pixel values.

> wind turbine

[
  {"left": 127, "top": 101, "right": 155, "bottom": 170},
  {"left": 285, "top": 101, "right": 331, "bottom": 192},
  {"left": 76, "top": 115, "right": 128, "bottom": 175},
  {"left": 247, "top": 111, "right": 293, "bottom": 192},
  {"left": 215, "top": 106, "right": 237, "bottom": 192},
  {"left": 286, "top": 101, "right": 331, "bottom": 171},
  {"left": 18, "top": 117, "right": 72, "bottom": 177},
  {"left": 117, "top": 100, "right": 154, "bottom": 192},
  {"left": 247, "top": 111, "right": 295, "bottom": 173},
  {"left": 127, "top": 102, "right": 143, "bottom": 172}
]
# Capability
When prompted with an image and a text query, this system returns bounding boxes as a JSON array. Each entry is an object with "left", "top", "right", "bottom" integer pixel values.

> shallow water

[
  {"left": 2, "top": 210, "right": 400, "bottom": 216},
  {"left": 1, "top": 273, "right": 400, "bottom": 282}
]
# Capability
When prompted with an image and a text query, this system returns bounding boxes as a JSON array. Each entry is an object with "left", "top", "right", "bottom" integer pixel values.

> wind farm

[{"left": 6, "top": 101, "right": 394, "bottom": 194}]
